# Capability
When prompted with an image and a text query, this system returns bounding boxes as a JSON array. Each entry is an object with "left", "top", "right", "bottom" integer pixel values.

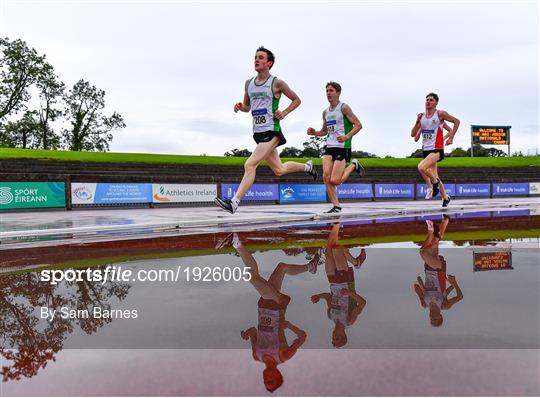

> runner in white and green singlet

[
  {"left": 307, "top": 82, "right": 365, "bottom": 213},
  {"left": 214, "top": 47, "right": 318, "bottom": 214}
]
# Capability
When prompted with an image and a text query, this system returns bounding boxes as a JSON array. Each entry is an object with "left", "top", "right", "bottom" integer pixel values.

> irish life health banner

[
  {"left": 0, "top": 182, "right": 66, "bottom": 210},
  {"left": 221, "top": 184, "right": 279, "bottom": 201}
]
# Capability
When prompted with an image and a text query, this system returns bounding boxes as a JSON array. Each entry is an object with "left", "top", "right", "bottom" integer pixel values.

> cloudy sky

[{"left": 1, "top": 0, "right": 538, "bottom": 157}]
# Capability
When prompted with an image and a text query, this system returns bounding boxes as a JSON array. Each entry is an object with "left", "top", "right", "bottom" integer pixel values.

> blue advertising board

[
  {"left": 221, "top": 183, "right": 279, "bottom": 201},
  {"left": 455, "top": 183, "right": 491, "bottom": 197},
  {"left": 417, "top": 183, "right": 455, "bottom": 198},
  {"left": 279, "top": 184, "right": 326, "bottom": 203},
  {"left": 337, "top": 184, "right": 373, "bottom": 199},
  {"left": 375, "top": 184, "right": 414, "bottom": 198},
  {"left": 92, "top": 183, "right": 153, "bottom": 204},
  {"left": 492, "top": 183, "right": 529, "bottom": 196}
]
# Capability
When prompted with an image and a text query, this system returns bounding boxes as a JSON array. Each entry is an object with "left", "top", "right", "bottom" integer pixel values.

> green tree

[
  {"left": 224, "top": 148, "right": 252, "bottom": 157},
  {"left": 280, "top": 146, "right": 302, "bottom": 158},
  {"left": 35, "top": 63, "right": 64, "bottom": 149},
  {"left": 409, "top": 149, "right": 423, "bottom": 158},
  {"left": 351, "top": 150, "right": 379, "bottom": 158},
  {"left": 447, "top": 147, "right": 468, "bottom": 157},
  {"left": 0, "top": 37, "right": 48, "bottom": 120},
  {"left": 62, "top": 79, "right": 125, "bottom": 151},
  {"left": 301, "top": 136, "right": 324, "bottom": 157},
  {"left": 0, "top": 111, "right": 42, "bottom": 148}
]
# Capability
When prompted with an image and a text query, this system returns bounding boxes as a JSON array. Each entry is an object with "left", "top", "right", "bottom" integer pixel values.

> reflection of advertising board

[
  {"left": 455, "top": 183, "right": 490, "bottom": 197},
  {"left": 493, "top": 210, "right": 530, "bottom": 217},
  {"left": 417, "top": 183, "right": 455, "bottom": 198},
  {"left": 471, "top": 125, "right": 510, "bottom": 145},
  {"left": 279, "top": 184, "right": 326, "bottom": 203},
  {"left": 492, "top": 183, "right": 529, "bottom": 196},
  {"left": 337, "top": 184, "right": 373, "bottom": 199},
  {"left": 473, "top": 251, "right": 513, "bottom": 271},
  {"left": 71, "top": 183, "right": 152, "bottom": 205},
  {"left": 529, "top": 182, "right": 540, "bottom": 195},
  {"left": 221, "top": 184, "right": 278, "bottom": 201},
  {"left": 0, "top": 182, "right": 65, "bottom": 210},
  {"left": 456, "top": 211, "right": 491, "bottom": 219},
  {"left": 152, "top": 184, "right": 216, "bottom": 203},
  {"left": 375, "top": 184, "right": 414, "bottom": 198}
]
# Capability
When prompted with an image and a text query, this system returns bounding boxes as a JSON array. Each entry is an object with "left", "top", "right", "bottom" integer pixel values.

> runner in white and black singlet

[
  {"left": 214, "top": 47, "right": 317, "bottom": 214},
  {"left": 411, "top": 93, "right": 460, "bottom": 207},
  {"left": 307, "top": 82, "right": 365, "bottom": 213}
]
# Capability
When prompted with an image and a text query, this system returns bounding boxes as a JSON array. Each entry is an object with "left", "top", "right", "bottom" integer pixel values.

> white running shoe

[
  {"left": 425, "top": 188, "right": 433, "bottom": 200},
  {"left": 305, "top": 160, "right": 318, "bottom": 181},
  {"left": 351, "top": 159, "right": 366, "bottom": 177}
]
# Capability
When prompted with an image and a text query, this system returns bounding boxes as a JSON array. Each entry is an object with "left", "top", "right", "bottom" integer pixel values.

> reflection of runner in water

[
  {"left": 225, "top": 233, "right": 307, "bottom": 393},
  {"left": 311, "top": 223, "right": 367, "bottom": 347},
  {"left": 414, "top": 216, "right": 463, "bottom": 326}
]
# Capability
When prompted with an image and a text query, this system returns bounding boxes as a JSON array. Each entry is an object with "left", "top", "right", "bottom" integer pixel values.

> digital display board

[
  {"left": 471, "top": 125, "right": 510, "bottom": 145},
  {"left": 473, "top": 251, "right": 513, "bottom": 272}
]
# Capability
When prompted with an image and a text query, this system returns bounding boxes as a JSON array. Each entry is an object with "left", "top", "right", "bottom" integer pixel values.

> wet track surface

[{"left": 0, "top": 200, "right": 539, "bottom": 396}]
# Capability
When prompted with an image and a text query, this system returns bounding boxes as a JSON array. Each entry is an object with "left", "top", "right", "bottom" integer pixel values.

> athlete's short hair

[
  {"left": 256, "top": 46, "right": 275, "bottom": 69},
  {"left": 326, "top": 81, "right": 342, "bottom": 93},
  {"left": 426, "top": 92, "right": 439, "bottom": 103}
]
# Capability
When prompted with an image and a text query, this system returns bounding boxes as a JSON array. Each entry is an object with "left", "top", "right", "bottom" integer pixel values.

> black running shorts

[
  {"left": 323, "top": 147, "right": 351, "bottom": 162},
  {"left": 253, "top": 131, "right": 287, "bottom": 147},
  {"left": 422, "top": 149, "right": 444, "bottom": 162}
]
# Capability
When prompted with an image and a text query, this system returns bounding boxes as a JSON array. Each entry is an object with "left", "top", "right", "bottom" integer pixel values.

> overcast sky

[{"left": 1, "top": 0, "right": 538, "bottom": 157}]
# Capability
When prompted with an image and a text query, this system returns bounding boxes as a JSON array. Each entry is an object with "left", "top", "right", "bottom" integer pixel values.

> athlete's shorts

[
  {"left": 424, "top": 255, "right": 447, "bottom": 272},
  {"left": 328, "top": 267, "right": 354, "bottom": 284},
  {"left": 323, "top": 147, "right": 351, "bottom": 162},
  {"left": 253, "top": 131, "right": 286, "bottom": 147},
  {"left": 422, "top": 149, "right": 444, "bottom": 162},
  {"left": 258, "top": 295, "right": 290, "bottom": 310}
]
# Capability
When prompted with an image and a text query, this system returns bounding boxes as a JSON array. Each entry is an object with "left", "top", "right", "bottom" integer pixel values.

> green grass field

[{"left": 0, "top": 147, "right": 538, "bottom": 167}]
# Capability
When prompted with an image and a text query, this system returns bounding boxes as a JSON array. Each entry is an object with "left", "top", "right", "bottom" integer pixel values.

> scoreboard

[
  {"left": 471, "top": 125, "right": 511, "bottom": 145},
  {"left": 473, "top": 251, "right": 513, "bottom": 272}
]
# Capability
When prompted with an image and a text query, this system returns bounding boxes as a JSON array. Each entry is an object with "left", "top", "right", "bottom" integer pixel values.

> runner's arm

[
  {"left": 307, "top": 112, "right": 328, "bottom": 137},
  {"left": 281, "top": 322, "right": 306, "bottom": 360},
  {"left": 311, "top": 292, "right": 332, "bottom": 307},
  {"left": 341, "top": 288, "right": 365, "bottom": 306},
  {"left": 284, "top": 320, "right": 307, "bottom": 339},
  {"left": 348, "top": 296, "right": 367, "bottom": 324},
  {"left": 439, "top": 110, "right": 460, "bottom": 144},
  {"left": 414, "top": 282, "right": 427, "bottom": 307},
  {"left": 240, "top": 327, "right": 257, "bottom": 349},
  {"left": 444, "top": 275, "right": 463, "bottom": 309},
  {"left": 234, "top": 79, "right": 251, "bottom": 113},
  {"left": 411, "top": 113, "right": 422, "bottom": 137},
  {"left": 339, "top": 104, "right": 362, "bottom": 143},
  {"left": 274, "top": 78, "right": 301, "bottom": 120}
]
